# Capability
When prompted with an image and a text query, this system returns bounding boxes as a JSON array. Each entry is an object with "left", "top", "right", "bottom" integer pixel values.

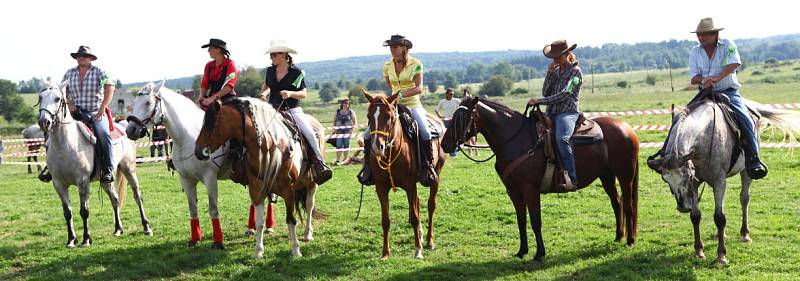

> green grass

[{"left": 1, "top": 60, "right": 799, "bottom": 280}]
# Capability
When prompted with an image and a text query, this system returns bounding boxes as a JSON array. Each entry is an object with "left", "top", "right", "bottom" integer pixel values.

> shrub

[
  {"left": 510, "top": 88, "right": 529, "bottom": 95},
  {"left": 616, "top": 81, "right": 628, "bottom": 88},
  {"left": 645, "top": 74, "right": 658, "bottom": 86}
]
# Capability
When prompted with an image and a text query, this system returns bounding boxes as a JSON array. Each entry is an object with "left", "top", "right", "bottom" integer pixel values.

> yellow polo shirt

[{"left": 383, "top": 55, "right": 423, "bottom": 108}]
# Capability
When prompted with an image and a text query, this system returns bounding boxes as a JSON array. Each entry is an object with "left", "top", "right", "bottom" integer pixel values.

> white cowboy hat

[
  {"left": 691, "top": 17, "right": 724, "bottom": 33},
  {"left": 264, "top": 40, "right": 298, "bottom": 55}
]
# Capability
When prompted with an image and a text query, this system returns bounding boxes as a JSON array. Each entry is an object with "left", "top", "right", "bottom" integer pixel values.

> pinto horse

[
  {"left": 441, "top": 96, "right": 639, "bottom": 264},
  {"left": 126, "top": 82, "right": 275, "bottom": 249},
  {"left": 195, "top": 97, "right": 321, "bottom": 257},
  {"left": 362, "top": 91, "right": 446, "bottom": 260}
]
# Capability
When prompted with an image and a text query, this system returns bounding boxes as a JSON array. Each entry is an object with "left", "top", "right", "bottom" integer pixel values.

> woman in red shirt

[{"left": 199, "top": 38, "right": 238, "bottom": 110}]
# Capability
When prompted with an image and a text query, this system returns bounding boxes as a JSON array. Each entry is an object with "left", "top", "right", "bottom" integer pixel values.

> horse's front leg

[
  {"left": 507, "top": 186, "right": 528, "bottom": 259},
  {"left": 205, "top": 177, "right": 224, "bottom": 250},
  {"left": 121, "top": 164, "right": 151, "bottom": 235},
  {"left": 405, "top": 186, "right": 423, "bottom": 259},
  {"left": 54, "top": 181, "right": 76, "bottom": 248},
  {"left": 690, "top": 206, "right": 705, "bottom": 259},
  {"left": 78, "top": 182, "right": 92, "bottom": 247},
  {"left": 254, "top": 202, "right": 266, "bottom": 258},
  {"left": 180, "top": 177, "right": 202, "bottom": 247},
  {"left": 100, "top": 181, "right": 123, "bottom": 236},
  {"left": 526, "top": 190, "right": 546, "bottom": 264},
  {"left": 377, "top": 185, "right": 391, "bottom": 260},
  {"left": 713, "top": 183, "right": 728, "bottom": 265}
]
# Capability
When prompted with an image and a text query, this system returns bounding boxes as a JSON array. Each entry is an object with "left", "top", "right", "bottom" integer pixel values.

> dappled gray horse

[
  {"left": 38, "top": 81, "right": 151, "bottom": 248},
  {"left": 21, "top": 124, "right": 44, "bottom": 173},
  {"left": 650, "top": 98, "right": 800, "bottom": 265}
]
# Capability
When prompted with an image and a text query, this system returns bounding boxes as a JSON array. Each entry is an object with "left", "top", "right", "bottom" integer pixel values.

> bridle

[
  {"left": 38, "top": 87, "right": 70, "bottom": 128},
  {"left": 126, "top": 91, "right": 164, "bottom": 129},
  {"left": 368, "top": 102, "right": 403, "bottom": 190},
  {"left": 448, "top": 98, "right": 529, "bottom": 163}
]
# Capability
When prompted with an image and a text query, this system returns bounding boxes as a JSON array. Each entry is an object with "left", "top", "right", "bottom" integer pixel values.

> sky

[{"left": 1, "top": 0, "right": 797, "bottom": 84}]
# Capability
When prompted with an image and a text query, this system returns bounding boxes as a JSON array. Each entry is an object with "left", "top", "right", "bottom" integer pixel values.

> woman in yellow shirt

[{"left": 358, "top": 35, "right": 437, "bottom": 187}]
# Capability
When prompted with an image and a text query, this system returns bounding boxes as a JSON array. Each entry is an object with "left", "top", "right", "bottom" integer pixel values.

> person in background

[
  {"left": 436, "top": 88, "right": 461, "bottom": 157},
  {"left": 333, "top": 98, "right": 357, "bottom": 165}
]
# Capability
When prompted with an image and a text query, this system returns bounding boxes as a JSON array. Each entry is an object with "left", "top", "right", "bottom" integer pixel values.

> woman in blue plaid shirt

[{"left": 528, "top": 40, "right": 583, "bottom": 189}]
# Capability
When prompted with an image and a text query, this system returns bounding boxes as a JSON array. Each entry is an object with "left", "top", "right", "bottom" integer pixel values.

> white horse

[
  {"left": 38, "top": 81, "right": 151, "bottom": 248},
  {"left": 21, "top": 124, "right": 45, "bottom": 174},
  {"left": 125, "top": 82, "right": 275, "bottom": 249},
  {"left": 651, "top": 98, "right": 800, "bottom": 265}
]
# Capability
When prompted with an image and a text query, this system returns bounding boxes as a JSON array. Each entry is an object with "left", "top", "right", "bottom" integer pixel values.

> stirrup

[
  {"left": 38, "top": 167, "right": 52, "bottom": 183},
  {"left": 313, "top": 162, "right": 332, "bottom": 185}
]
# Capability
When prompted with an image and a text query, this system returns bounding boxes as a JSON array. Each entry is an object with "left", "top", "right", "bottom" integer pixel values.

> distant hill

[{"left": 130, "top": 33, "right": 800, "bottom": 88}]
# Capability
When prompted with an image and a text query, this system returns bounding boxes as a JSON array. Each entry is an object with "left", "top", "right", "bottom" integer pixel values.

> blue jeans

[
  {"left": 409, "top": 106, "right": 432, "bottom": 141},
  {"left": 443, "top": 119, "right": 457, "bottom": 156},
  {"left": 551, "top": 112, "right": 579, "bottom": 183},
  {"left": 722, "top": 88, "right": 760, "bottom": 158},
  {"left": 288, "top": 107, "right": 324, "bottom": 163},
  {"left": 78, "top": 110, "right": 113, "bottom": 172}
]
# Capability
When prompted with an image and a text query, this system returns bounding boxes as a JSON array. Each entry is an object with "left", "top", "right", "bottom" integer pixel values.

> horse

[
  {"left": 37, "top": 81, "right": 151, "bottom": 248},
  {"left": 194, "top": 97, "right": 322, "bottom": 258},
  {"left": 126, "top": 82, "right": 276, "bottom": 249},
  {"left": 648, "top": 98, "right": 800, "bottom": 265},
  {"left": 362, "top": 91, "right": 447, "bottom": 260},
  {"left": 21, "top": 124, "right": 44, "bottom": 174},
  {"left": 441, "top": 96, "right": 639, "bottom": 264}
]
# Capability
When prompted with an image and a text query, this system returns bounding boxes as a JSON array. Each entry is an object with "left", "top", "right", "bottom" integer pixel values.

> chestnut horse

[
  {"left": 441, "top": 96, "right": 639, "bottom": 264},
  {"left": 363, "top": 91, "right": 446, "bottom": 260},
  {"left": 195, "top": 97, "right": 320, "bottom": 257}
]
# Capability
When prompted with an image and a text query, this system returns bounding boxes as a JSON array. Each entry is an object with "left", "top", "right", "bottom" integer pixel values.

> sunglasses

[{"left": 270, "top": 53, "right": 284, "bottom": 58}]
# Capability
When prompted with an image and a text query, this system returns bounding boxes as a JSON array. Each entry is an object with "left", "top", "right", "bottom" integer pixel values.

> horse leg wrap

[
  {"left": 266, "top": 203, "right": 276, "bottom": 229},
  {"left": 211, "top": 218, "right": 224, "bottom": 242},
  {"left": 248, "top": 204, "right": 256, "bottom": 229},
  {"left": 190, "top": 218, "right": 203, "bottom": 242}
]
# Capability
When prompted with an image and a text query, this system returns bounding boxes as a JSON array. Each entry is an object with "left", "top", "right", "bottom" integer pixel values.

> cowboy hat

[
  {"left": 201, "top": 38, "right": 228, "bottom": 51},
  {"left": 383, "top": 34, "right": 413, "bottom": 49},
  {"left": 70, "top": 45, "right": 97, "bottom": 61},
  {"left": 691, "top": 17, "right": 724, "bottom": 33},
  {"left": 264, "top": 40, "right": 298, "bottom": 54},
  {"left": 543, "top": 40, "right": 577, "bottom": 59}
]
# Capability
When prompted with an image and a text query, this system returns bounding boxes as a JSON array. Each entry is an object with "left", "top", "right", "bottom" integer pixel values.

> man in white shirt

[{"left": 436, "top": 88, "right": 461, "bottom": 156}]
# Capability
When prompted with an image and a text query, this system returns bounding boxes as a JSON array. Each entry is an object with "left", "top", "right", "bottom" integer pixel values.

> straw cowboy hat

[
  {"left": 201, "top": 38, "right": 229, "bottom": 52},
  {"left": 265, "top": 40, "right": 298, "bottom": 54},
  {"left": 383, "top": 34, "right": 413, "bottom": 49},
  {"left": 692, "top": 17, "right": 724, "bottom": 33},
  {"left": 543, "top": 40, "right": 577, "bottom": 59},
  {"left": 70, "top": 45, "right": 97, "bottom": 61}
]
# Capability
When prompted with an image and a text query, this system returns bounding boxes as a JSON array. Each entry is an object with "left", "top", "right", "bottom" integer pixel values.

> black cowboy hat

[
  {"left": 201, "top": 38, "right": 228, "bottom": 51},
  {"left": 383, "top": 34, "right": 413, "bottom": 49},
  {"left": 70, "top": 45, "right": 97, "bottom": 61},
  {"left": 543, "top": 39, "right": 577, "bottom": 59}
]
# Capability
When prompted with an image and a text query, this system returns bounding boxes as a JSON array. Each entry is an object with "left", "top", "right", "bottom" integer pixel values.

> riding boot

[
  {"left": 418, "top": 139, "right": 437, "bottom": 187},
  {"left": 100, "top": 166, "right": 114, "bottom": 183},
  {"left": 312, "top": 160, "right": 333, "bottom": 185},
  {"left": 357, "top": 139, "right": 374, "bottom": 185},
  {"left": 742, "top": 141, "right": 768, "bottom": 180},
  {"left": 38, "top": 166, "right": 52, "bottom": 182}
]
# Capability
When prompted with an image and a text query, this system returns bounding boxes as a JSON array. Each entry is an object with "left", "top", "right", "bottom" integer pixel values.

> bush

[
  {"left": 645, "top": 74, "right": 658, "bottom": 86},
  {"left": 616, "top": 81, "right": 628, "bottom": 88},
  {"left": 478, "top": 75, "right": 512, "bottom": 97},
  {"left": 762, "top": 77, "right": 777, "bottom": 84},
  {"left": 319, "top": 83, "right": 340, "bottom": 103},
  {"left": 751, "top": 70, "right": 764, "bottom": 76},
  {"left": 510, "top": 88, "right": 529, "bottom": 95}
]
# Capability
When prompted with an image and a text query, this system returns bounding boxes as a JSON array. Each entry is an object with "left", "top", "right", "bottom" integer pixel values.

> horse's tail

[
  {"left": 116, "top": 168, "right": 127, "bottom": 207},
  {"left": 293, "top": 187, "right": 308, "bottom": 223},
  {"left": 746, "top": 99, "right": 800, "bottom": 143}
]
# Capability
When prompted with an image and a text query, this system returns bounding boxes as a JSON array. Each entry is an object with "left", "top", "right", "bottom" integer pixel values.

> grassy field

[{"left": 1, "top": 61, "right": 799, "bottom": 280}]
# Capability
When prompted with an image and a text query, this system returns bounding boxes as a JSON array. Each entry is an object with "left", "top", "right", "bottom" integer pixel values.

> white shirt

[
  {"left": 689, "top": 39, "right": 742, "bottom": 91},
  {"left": 436, "top": 98, "right": 461, "bottom": 120}
]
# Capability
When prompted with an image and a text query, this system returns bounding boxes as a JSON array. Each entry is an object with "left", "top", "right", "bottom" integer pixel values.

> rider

[
  {"left": 528, "top": 40, "right": 583, "bottom": 190},
  {"left": 259, "top": 40, "right": 333, "bottom": 185},
  {"left": 648, "top": 18, "right": 767, "bottom": 180},
  {"left": 198, "top": 38, "right": 238, "bottom": 110},
  {"left": 357, "top": 34, "right": 438, "bottom": 187},
  {"left": 62, "top": 45, "right": 117, "bottom": 183}
]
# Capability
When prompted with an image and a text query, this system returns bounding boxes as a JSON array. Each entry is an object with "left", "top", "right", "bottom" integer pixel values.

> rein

[{"left": 369, "top": 112, "right": 403, "bottom": 192}]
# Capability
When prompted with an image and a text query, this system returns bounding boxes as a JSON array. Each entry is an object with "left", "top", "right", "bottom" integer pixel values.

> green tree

[
  {"left": 443, "top": 72, "right": 458, "bottom": 90},
  {"left": 645, "top": 74, "right": 658, "bottom": 86},
  {"left": 234, "top": 66, "right": 264, "bottom": 97},
  {"left": 348, "top": 85, "right": 367, "bottom": 104},
  {"left": 319, "top": 82, "right": 340, "bottom": 103},
  {"left": 426, "top": 79, "right": 439, "bottom": 93},
  {"left": 0, "top": 79, "right": 27, "bottom": 122},
  {"left": 478, "top": 75, "right": 512, "bottom": 97},
  {"left": 366, "top": 78, "right": 382, "bottom": 91},
  {"left": 191, "top": 74, "right": 203, "bottom": 93}
]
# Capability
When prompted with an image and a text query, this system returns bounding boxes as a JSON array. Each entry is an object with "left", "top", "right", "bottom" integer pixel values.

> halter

[{"left": 368, "top": 103, "right": 403, "bottom": 191}]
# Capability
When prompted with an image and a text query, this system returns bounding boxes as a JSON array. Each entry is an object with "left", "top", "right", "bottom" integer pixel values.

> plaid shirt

[
  {"left": 539, "top": 62, "right": 582, "bottom": 114},
  {"left": 62, "top": 65, "right": 114, "bottom": 112},
  {"left": 688, "top": 39, "right": 741, "bottom": 91}
]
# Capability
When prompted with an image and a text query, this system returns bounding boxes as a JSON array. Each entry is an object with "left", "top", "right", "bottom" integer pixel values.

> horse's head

[
  {"left": 37, "top": 80, "right": 68, "bottom": 133},
  {"left": 441, "top": 95, "right": 481, "bottom": 153},
  {"left": 363, "top": 89, "right": 400, "bottom": 157},
  {"left": 194, "top": 99, "right": 246, "bottom": 160},
  {"left": 659, "top": 151, "right": 699, "bottom": 213},
  {"left": 126, "top": 81, "right": 166, "bottom": 140}
]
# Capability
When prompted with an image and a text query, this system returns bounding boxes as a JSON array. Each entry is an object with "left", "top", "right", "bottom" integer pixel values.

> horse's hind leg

[
  {"left": 301, "top": 185, "right": 317, "bottom": 242},
  {"left": 405, "top": 186, "right": 423, "bottom": 259},
  {"left": 122, "top": 162, "right": 151, "bottom": 235},
  {"left": 100, "top": 181, "right": 123, "bottom": 236},
  {"left": 78, "top": 182, "right": 94, "bottom": 247},
  {"left": 27, "top": 156, "right": 33, "bottom": 174},
  {"left": 54, "top": 182, "right": 77, "bottom": 248},
  {"left": 599, "top": 173, "right": 624, "bottom": 242},
  {"left": 205, "top": 178, "right": 224, "bottom": 249},
  {"left": 739, "top": 173, "right": 752, "bottom": 243},
  {"left": 425, "top": 182, "right": 438, "bottom": 250}
]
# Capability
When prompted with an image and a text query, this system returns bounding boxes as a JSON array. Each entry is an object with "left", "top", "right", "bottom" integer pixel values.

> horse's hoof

[
  {"left": 266, "top": 228, "right": 274, "bottom": 234},
  {"left": 255, "top": 250, "right": 264, "bottom": 258},
  {"left": 531, "top": 258, "right": 545, "bottom": 266},
  {"left": 741, "top": 235, "right": 752, "bottom": 243},
  {"left": 714, "top": 257, "right": 729, "bottom": 266},
  {"left": 291, "top": 248, "right": 303, "bottom": 257},
  {"left": 187, "top": 240, "right": 199, "bottom": 248},
  {"left": 626, "top": 243, "right": 635, "bottom": 249},
  {"left": 65, "top": 240, "right": 76, "bottom": 249},
  {"left": 143, "top": 228, "right": 153, "bottom": 236},
  {"left": 113, "top": 229, "right": 123, "bottom": 237},
  {"left": 695, "top": 251, "right": 706, "bottom": 259},
  {"left": 244, "top": 229, "right": 256, "bottom": 237},
  {"left": 426, "top": 242, "right": 435, "bottom": 250},
  {"left": 211, "top": 241, "right": 225, "bottom": 250},
  {"left": 300, "top": 235, "right": 314, "bottom": 242},
  {"left": 80, "top": 239, "right": 92, "bottom": 248},
  {"left": 379, "top": 255, "right": 390, "bottom": 261}
]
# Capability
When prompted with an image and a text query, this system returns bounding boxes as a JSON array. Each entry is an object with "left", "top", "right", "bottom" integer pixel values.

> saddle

[
  {"left": 532, "top": 109, "right": 603, "bottom": 193},
  {"left": 76, "top": 108, "right": 127, "bottom": 145},
  {"left": 395, "top": 104, "right": 441, "bottom": 142}
]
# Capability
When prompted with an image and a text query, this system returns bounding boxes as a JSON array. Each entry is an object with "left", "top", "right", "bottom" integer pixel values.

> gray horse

[
  {"left": 650, "top": 98, "right": 800, "bottom": 265},
  {"left": 38, "top": 81, "right": 152, "bottom": 248},
  {"left": 21, "top": 124, "right": 44, "bottom": 174}
]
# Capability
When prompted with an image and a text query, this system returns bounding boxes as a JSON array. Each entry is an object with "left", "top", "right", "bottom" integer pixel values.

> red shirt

[{"left": 200, "top": 59, "right": 238, "bottom": 96}]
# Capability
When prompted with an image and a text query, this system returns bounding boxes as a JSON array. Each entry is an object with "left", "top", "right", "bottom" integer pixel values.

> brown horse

[
  {"left": 441, "top": 96, "right": 639, "bottom": 264},
  {"left": 194, "top": 97, "right": 320, "bottom": 257},
  {"left": 362, "top": 91, "right": 446, "bottom": 260}
]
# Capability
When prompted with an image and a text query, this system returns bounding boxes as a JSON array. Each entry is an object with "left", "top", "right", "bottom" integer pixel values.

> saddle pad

[{"left": 77, "top": 121, "right": 127, "bottom": 145}]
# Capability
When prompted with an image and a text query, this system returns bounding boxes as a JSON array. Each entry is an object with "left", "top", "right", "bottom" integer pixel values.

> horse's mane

[
  {"left": 237, "top": 97, "right": 292, "bottom": 147},
  {"left": 471, "top": 96, "right": 524, "bottom": 117}
]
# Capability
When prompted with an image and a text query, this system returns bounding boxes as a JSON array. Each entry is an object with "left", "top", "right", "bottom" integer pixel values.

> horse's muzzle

[
  {"left": 125, "top": 124, "right": 148, "bottom": 140},
  {"left": 38, "top": 118, "right": 51, "bottom": 133},
  {"left": 194, "top": 145, "right": 211, "bottom": 160}
]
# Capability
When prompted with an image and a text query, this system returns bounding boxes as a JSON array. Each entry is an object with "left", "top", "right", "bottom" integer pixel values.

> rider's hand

[
  {"left": 200, "top": 96, "right": 215, "bottom": 107},
  {"left": 66, "top": 100, "right": 77, "bottom": 113},
  {"left": 92, "top": 111, "right": 103, "bottom": 121},
  {"left": 702, "top": 76, "right": 718, "bottom": 89},
  {"left": 280, "top": 90, "right": 292, "bottom": 99},
  {"left": 527, "top": 98, "right": 539, "bottom": 107}
]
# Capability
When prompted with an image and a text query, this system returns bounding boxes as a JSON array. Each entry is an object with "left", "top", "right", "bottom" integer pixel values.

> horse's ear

[
  {"left": 153, "top": 79, "right": 167, "bottom": 95},
  {"left": 362, "top": 88, "right": 375, "bottom": 102},
  {"left": 58, "top": 80, "right": 69, "bottom": 92},
  {"left": 387, "top": 91, "right": 400, "bottom": 105}
]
